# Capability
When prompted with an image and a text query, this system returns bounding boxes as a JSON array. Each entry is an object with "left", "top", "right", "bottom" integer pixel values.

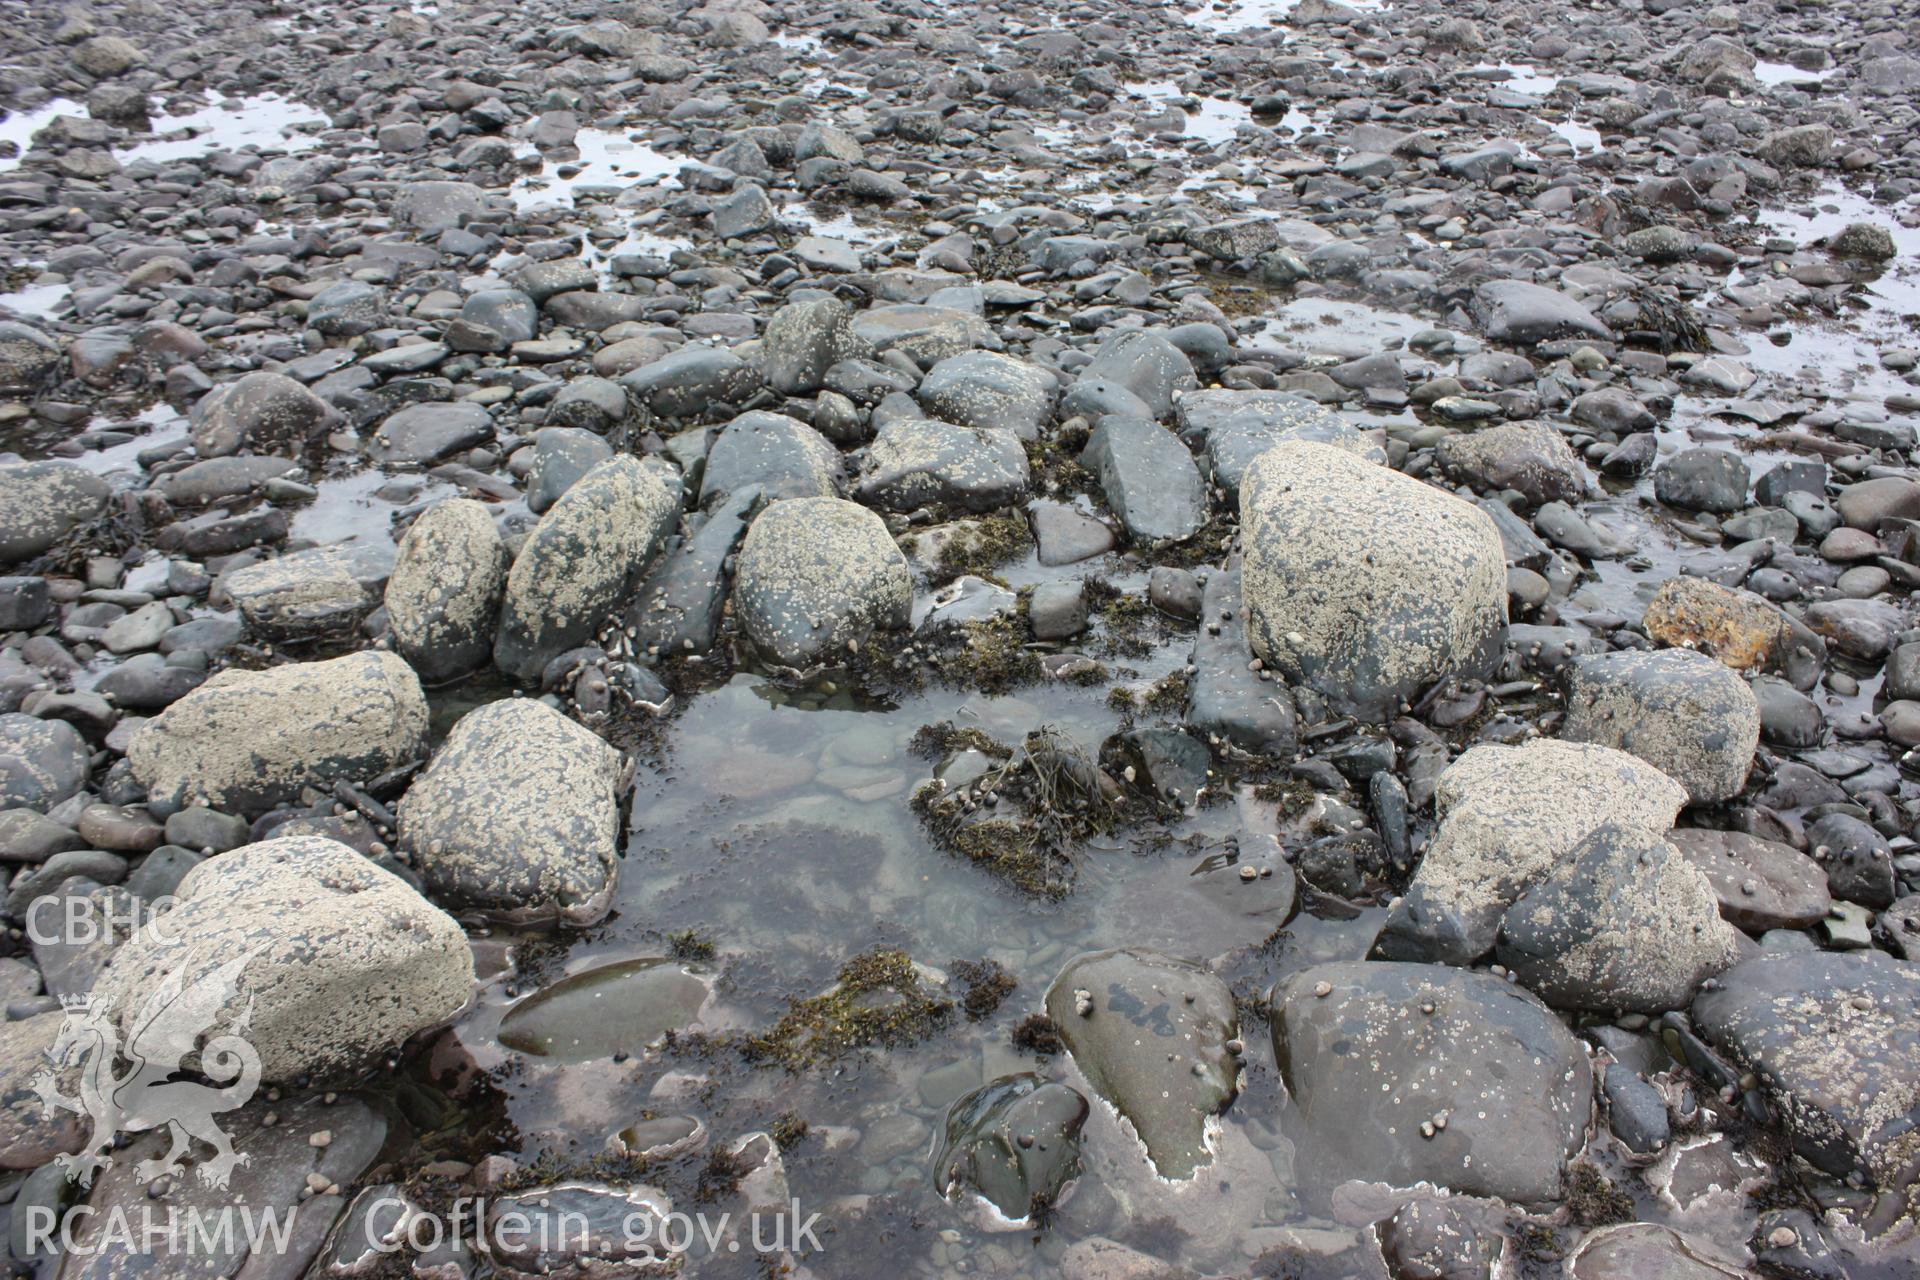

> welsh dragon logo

[{"left": 31, "top": 947, "right": 265, "bottom": 1190}]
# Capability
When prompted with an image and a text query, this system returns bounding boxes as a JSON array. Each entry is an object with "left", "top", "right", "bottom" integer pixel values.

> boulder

[
  {"left": 367, "top": 401, "right": 494, "bottom": 467},
  {"left": 934, "top": 1074, "right": 1088, "bottom": 1222},
  {"left": 697, "top": 411, "right": 843, "bottom": 507},
  {"left": 732, "top": 497, "right": 911, "bottom": 667},
  {"left": 1080, "top": 416, "right": 1207, "bottom": 545},
  {"left": 0, "top": 714, "right": 91, "bottom": 812},
  {"left": 917, "top": 351, "right": 1057, "bottom": 441},
  {"left": 525, "top": 427, "right": 614, "bottom": 515},
  {"left": 618, "top": 346, "right": 765, "bottom": 419},
  {"left": 1436, "top": 423, "right": 1590, "bottom": 508},
  {"left": 1374, "top": 739, "right": 1688, "bottom": 965},
  {"left": 1695, "top": 951, "right": 1920, "bottom": 1198},
  {"left": 127, "top": 652, "right": 428, "bottom": 817},
  {"left": 224, "top": 543, "right": 393, "bottom": 643},
  {"left": 1175, "top": 389, "right": 1381, "bottom": 497},
  {"left": 188, "top": 371, "right": 339, "bottom": 458},
  {"left": 1470, "top": 280, "right": 1612, "bottom": 345},
  {"left": 1270, "top": 961, "right": 1592, "bottom": 1206},
  {"left": 1495, "top": 824, "right": 1741, "bottom": 1013},
  {"left": 760, "top": 297, "right": 868, "bottom": 394},
  {"left": 1643, "top": 577, "right": 1826, "bottom": 690},
  {"left": 0, "top": 461, "right": 111, "bottom": 565},
  {"left": 399, "top": 699, "right": 623, "bottom": 926},
  {"left": 851, "top": 305, "right": 994, "bottom": 367},
  {"left": 1667, "top": 828, "right": 1830, "bottom": 932},
  {"left": 856, "top": 420, "right": 1031, "bottom": 513},
  {"left": 1043, "top": 949, "right": 1238, "bottom": 1180},
  {"left": 91, "top": 836, "right": 473, "bottom": 1084},
  {"left": 1240, "top": 442, "right": 1506, "bottom": 719},
  {"left": 387, "top": 498, "right": 510, "bottom": 683},
  {"left": 494, "top": 457, "right": 681, "bottom": 683},
  {"left": 1560, "top": 649, "right": 1760, "bottom": 803},
  {"left": 1077, "top": 331, "right": 1196, "bottom": 419}
]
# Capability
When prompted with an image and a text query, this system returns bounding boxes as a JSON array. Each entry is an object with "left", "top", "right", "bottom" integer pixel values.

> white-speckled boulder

[
  {"left": 0, "top": 461, "right": 110, "bottom": 565},
  {"left": 733, "top": 497, "right": 911, "bottom": 667},
  {"left": 127, "top": 651, "right": 428, "bottom": 817},
  {"left": 387, "top": 498, "right": 511, "bottom": 683},
  {"left": 494, "top": 456, "right": 681, "bottom": 683},
  {"left": 1560, "top": 649, "right": 1761, "bottom": 804},
  {"left": 90, "top": 835, "right": 473, "bottom": 1084},
  {"left": 1240, "top": 441, "right": 1507, "bottom": 718},
  {"left": 398, "top": 699, "right": 623, "bottom": 926},
  {"left": 916, "top": 351, "right": 1058, "bottom": 441},
  {"left": 1373, "top": 739, "right": 1688, "bottom": 966}
]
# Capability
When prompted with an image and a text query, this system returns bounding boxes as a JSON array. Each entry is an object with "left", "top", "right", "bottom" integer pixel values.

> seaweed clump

[
  {"left": 1010, "top": 1014, "right": 1063, "bottom": 1055},
  {"left": 1565, "top": 1162, "right": 1633, "bottom": 1228},
  {"left": 927, "top": 511, "right": 1031, "bottom": 582},
  {"left": 746, "top": 948, "right": 954, "bottom": 1070},
  {"left": 950, "top": 959, "right": 1017, "bottom": 1019},
  {"left": 911, "top": 727, "right": 1124, "bottom": 896}
]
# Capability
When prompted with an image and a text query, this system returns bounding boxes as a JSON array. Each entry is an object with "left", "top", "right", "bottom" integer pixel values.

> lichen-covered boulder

[
  {"left": 917, "top": 350, "right": 1058, "bottom": 441},
  {"left": 494, "top": 457, "right": 680, "bottom": 682},
  {"left": 732, "top": 497, "right": 910, "bottom": 667},
  {"left": 1560, "top": 649, "right": 1761, "bottom": 803},
  {"left": 1373, "top": 739, "right": 1688, "bottom": 966},
  {"left": 224, "top": 543, "right": 393, "bottom": 643},
  {"left": 0, "top": 461, "right": 110, "bottom": 565},
  {"left": 1240, "top": 442, "right": 1506, "bottom": 718},
  {"left": 387, "top": 498, "right": 510, "bottom": 683},
  {"left": 128, "top": 652, "right": 428, "bottom": 817},
  {"left": 399, "top": 699, "right": 623, "bottom": 926},
  {"left": 91, "top": 836, "right": 473, "bottom": 1084}
]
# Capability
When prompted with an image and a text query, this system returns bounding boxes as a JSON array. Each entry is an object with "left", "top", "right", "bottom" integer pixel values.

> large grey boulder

[
  {"left": 224, "top": 544, "right": 393, "bottom": 643},
  {"left": 1495, "top": 824, "right": 1740, "bottom": 1013},
  {"left": 1560, "top": 649, "right": 1760, "bottom": 803},
  {"left": 1470, "top": 279, "right": 1612, "bottom": 344},
  {"left": 127, "top": 652, "right": 429, "bottom": 817},
  {"left": 525, "top": 427, "right": 614, "bottom": 515},
  {"left": 1175, "top": 389, "right": 1381, "bottom": 497},
  {"left": 697, "top": 411, "right": 843, "bottom": 507},
  {"left": 1436, "top": 422, "right": 1590, "bottom": 508},
  {"left": 1077, "top": 331, "right": 1196, "bottom": 419},
  {"left": 1240, "top": 442, "right": 1506, "bottom": 719},
  {"left": 188, "top": 371, "right": 339, "bottom": 458},
  {"left": 733, "top": 497, "right": 910, "bottom": 667},
  {"left": 399, "top": 699, "right": 623, "bottom": 926},
  {"left": 494, "top": 457, "right": 681, "bottom": 683},
  {"left": 91, "top": 835, "right": 473, "bottom": 1084},
  {"left": 917, "top": 351, "right": 1057, "bottom": 441},
  {"left": 387, "top": 499, "right": 510, "bottom": 683},
  {"left": 856, "top": 419, "right": 1030, "bottom": 513},
  {"left": 1695, "top": 951, "right": 1920, "bottom": 1199},
  {"left": 0, "top": 461, "right": 111, "bottom": 565},
  {"left": 760, "top": 297, "right": 868, "bottom": 394},
  {"left": 1080, "top": 416, "right": 1207, "bottom": 545},
  {"left": 1270, "top": 961, "right": 1592, "bottom": 1206},
  {"left": 0, "top": 714, "right": 91, "bottom": 812},
  {"left": 1374, "top": 739, "right": 1688, "bottom": 966},
  {"left": 1043, "top": 949, "right": 1238, "bottom": 1180}
]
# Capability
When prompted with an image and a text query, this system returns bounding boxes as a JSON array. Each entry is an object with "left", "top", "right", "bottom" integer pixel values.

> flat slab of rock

[
  {"left": 1667, "top": 828, "right": 1831, "bottom": 932},
  {"left": 1186, "top": 567, "right": 1297, "bottom": 753},
  {"left": 856, "top": 419, "right": 1030, "bottom": 513},
  {"left": 1270, "top": 961, "right": 1592, "bottom": 1206},
  {"left": 1176, "top": 390, "right": 1381, "bottom": 497},
  {"left": 1694, "top": 951, "right": 1920, "bottom": 1195},
  {"left": 1470, "top": 279, "right": 1612, "bottom": 345},
  {"left": 225, "top": 543, "right": 393, "bottom": 642},
  {"left": 1043, "top": 948, "right": 1238, "bottom": 1181},
  {"left": 367, "top": 401, "right": 494, "bottom": 467},
  {"left": 91, "top": 835, "right": 472, "bottom": 1084},
  {"left": 1240, "top": 441, "right": 1506, "bottom": 719},
  {"left": 399, "top": 699, "right": 624, "bottom": 926}
]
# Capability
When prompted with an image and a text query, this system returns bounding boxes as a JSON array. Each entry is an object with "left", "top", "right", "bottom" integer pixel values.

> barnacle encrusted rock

[
  {"left": 127, "top": 651, "right": 428, "bottom": 817},
  {"left": 493, "top": 456, "right": 681, "bottom": 682},
  {"left": 1372, "top": 739, "right": 1688, "bottom": 966},
  {"left": 224, "top": 543, "right": 393, "bottom": 643},
  {"left": 1694, "top": 951, "right": 1920, "bottom": 1206},
  {"left": 1270, "top": 961, "right": 1592, "bottom": 1206},
  {"left": 0, "top": 460, "right": 111, "bottom": 565},
  {"left": 1495, "top": 823, "right": 1741, "bottom": 1013},
  {"left": 1239, "top": 441, "right": 1507, "bottom": 719},
  {"left": 398, "top": 699, "right": 623, "bottom": 926},
  {"left": 1560, "top": 648, "right": 1761, "bottom": 803},
  {"left": 916, "top": 350, "right": 1059, "bottom": 441},
  {"left": 386, "top": 498, "right": 510, "bottom": 683},
  {"left": 91, "top": 835, "right": 473, "bottom": 1084},
  {"left": 732, "top": 496, "right": 911, "bottom": 668}
]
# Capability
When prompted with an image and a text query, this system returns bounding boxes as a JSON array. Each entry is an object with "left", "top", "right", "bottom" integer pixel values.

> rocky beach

[{"left": 3, "top": 0, "right": 1920, "bottom": 1275}]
